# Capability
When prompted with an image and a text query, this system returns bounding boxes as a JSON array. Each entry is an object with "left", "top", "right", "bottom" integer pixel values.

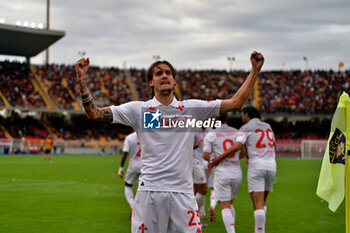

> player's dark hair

[
  {"left": 242, "top": 104, "right": 261, "bottom": 119},
  {"left": 145, "top": 60, "right": 177, "bottom": 97},
  {"left": 217, "top": 114, "right": 228, "bottom": 123}
]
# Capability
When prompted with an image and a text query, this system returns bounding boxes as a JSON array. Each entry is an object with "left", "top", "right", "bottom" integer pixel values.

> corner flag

[{"left": 316, "top": 91, "right": 349, "bottom": 212}]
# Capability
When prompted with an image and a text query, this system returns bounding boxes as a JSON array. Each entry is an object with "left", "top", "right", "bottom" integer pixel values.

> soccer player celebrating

[
  {"left": 203, "top": 114, "right": 245, "bottom": 233},
  {"left": 74, "top": 51, "right": 264, "bottom": 233},
  {"left": 211, "top": 105, "right": 276, "bottom": 233},
  {"left": 118, "top": 131, "right": 142, "bottom": 218}
]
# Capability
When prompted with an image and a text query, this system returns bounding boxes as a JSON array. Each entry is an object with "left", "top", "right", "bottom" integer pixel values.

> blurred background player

[
  {"left": 215, "top": 105, "right": 276, "bottom": 233},
  {"left": 74, "top": 51, "right": 264, "bottom": 233},
  {"left": 204, "top": 114, "right": 246, "bottom": 233},
  {"left": 118, "top": 131, "right": 142, "bottom": 218},
  {"left": 44, "top": 135, "right": 54, "bottom": 161},
  {"left": 202, "top": 128, "right": 218, "bottom": 223},
  {"left": 193, "top": 129, "right": 208, "bottom": 227}
]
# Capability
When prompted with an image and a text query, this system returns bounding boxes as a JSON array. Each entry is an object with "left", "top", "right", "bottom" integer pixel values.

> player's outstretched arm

[
  {"left": 118, "top": 151, "right": 129, "bottom": 178},
  {"left": 220, "top": 51, "right": 264, "bottom": 115},
  {"left": 210, "top": 142, "right": 244, "bottom": 167},
  {"left": 75, "top": 58, "right": 113, "bottom": 122}
]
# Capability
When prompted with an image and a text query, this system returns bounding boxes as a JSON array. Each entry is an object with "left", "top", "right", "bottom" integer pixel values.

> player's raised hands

[
  {"left": 250, "top": 51, "right": 264, "bottom": 72},
  {"left": 75, "top": 57, "right": 90, "bottom": 81}
]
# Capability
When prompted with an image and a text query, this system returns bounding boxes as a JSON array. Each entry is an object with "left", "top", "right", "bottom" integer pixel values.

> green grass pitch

[{"left": 0, "top": 155, "right": 345, "bottom": 233}]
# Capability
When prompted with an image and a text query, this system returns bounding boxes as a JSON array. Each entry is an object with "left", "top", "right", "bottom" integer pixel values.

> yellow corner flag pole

[{"left": 316, "top": 91, "right": 350, "bottom": 232}]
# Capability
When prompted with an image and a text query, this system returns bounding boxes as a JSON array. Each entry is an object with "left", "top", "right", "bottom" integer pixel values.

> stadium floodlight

[
  {"left": 30, "top": 22, "right": 36, "bottom": 28},
  {"left": 227, "top": 56, "right": 235, "bottom": 72},
  {"left": 153, "top": 55, "right": 161, "bottom": 61},
  {"left": 23, "top": 21, "right": 29, "bottom": 27},
  {"left": 38, "top": 23, "right": 44, "bottom": 29},
  {"left": 78, "top": 51, "right": 86, "bottom": 57},
  {"left": 0, "top": 18, "right": 5, "bottom": 24},
  {"left": 303, "top": 56, "right": 309, "bottom": 71},
  {"left": 16, "top": 20, "right": 21, "bottom": 26}
]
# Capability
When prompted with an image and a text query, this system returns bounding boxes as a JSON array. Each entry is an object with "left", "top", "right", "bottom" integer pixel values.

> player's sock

[
  {"left": 124, "top": 186, "right": 134, "bottom": 208},
  {"left": 195, "top": 193, "right": 205, "bottom": 215},
  {"left": 210, "top": 190, "right": 218, "bottom": 209},
  {"left": 200, "top": 196, "right": 206, "bottom": 218},
  {"left": 230, "top": 204, "right": 236, "bottom": 220},
  {"left": 209, "top": 206, "right": 216, "bottom": 222},
  {"left": 264, "top": 205, "right": 267, "bottom": 213},
  {"left": 254, "top": 209, "right": 265, "bottom": 233},
  {"left": 222, "top": 208, "right": 236, "bottom": 233}
]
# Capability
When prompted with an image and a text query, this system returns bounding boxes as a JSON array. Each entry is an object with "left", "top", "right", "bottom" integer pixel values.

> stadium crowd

[
  {"left": 33, "top": 64, "right": 132, "bottom": 109},
  {"left": 1, "top": 61, "right": 349, "bottom": 114},
  {"left": 259, "top": 70, "right": 349, "bottom": 114},
  {"left": 0, "top": 61, "right": 46, "bottom": 108},
  {"left": 0, "top": 61, "right": 348, "bottom": 143}
]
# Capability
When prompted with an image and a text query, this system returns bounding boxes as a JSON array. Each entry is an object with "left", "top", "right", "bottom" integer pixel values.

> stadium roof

[{"left": 0, "top": 23, "right": 65, "bottom": 58}]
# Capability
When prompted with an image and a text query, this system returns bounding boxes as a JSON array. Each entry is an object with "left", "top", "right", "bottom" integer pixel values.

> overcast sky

[{"left": 0, "top": 0, "right": 349, "bottom": 71}]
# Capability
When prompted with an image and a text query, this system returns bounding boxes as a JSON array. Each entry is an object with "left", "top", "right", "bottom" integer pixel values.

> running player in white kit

[
  {"left": 203, "top": 115, "right": 245, "bottom": 233},
  {"left": 212, "top": 105, "right": 276, "bottom": 233},
  {"left": 192, "top": 130, "right": 208, "bottom": 227},
  {"left": 118, "top": 131, "right": 142, "bottom": 217},
  {"left": 74, "top": 51, "right": 264, "bottom": 233}
]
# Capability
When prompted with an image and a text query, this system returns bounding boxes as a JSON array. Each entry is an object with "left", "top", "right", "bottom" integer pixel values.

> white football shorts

[
  {"left": 214, "top": 176, "right": 242, "bottom": 202},
  {"left": 132, "top": 191, "right": 202, "bottom": 233},
  {"left": 125, "top": 170, "right": 141, "bottom": 185},
  {"left": 206, "top": 169, "right": 214, "bottom": 188},
  {"left": 193, "top": 162, "right": 207, "bottom": 184},
  {"left": 247, "top": 169, "right": 276, "bottom": 193}
]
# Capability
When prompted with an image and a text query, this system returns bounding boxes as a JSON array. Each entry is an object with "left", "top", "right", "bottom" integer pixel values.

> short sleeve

[
  {"left": 110, "top": 101, "right": 141, "bottom": 127},
  {"left": 236, "top": 126, "right": 248, "bottom": 144},
  {"left": 187, "top": 99, "right": 221, "bottom": 121},
  {"left": 203, "top": 133, "right": 214, "bottom": 153},
  {"left": 123, "top": 136, "right": 130, "bottom": 153}
]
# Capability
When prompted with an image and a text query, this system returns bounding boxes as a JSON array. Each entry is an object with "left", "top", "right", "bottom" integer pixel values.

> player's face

[{"left": 150, "top": 64, "right": 175, "bottom": 95}]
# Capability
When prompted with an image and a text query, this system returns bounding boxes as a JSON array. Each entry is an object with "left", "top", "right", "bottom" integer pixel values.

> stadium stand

[
  {"left": 0, "top": 61, "right": 46, "bottom": 108},
  {"left": 2, "top": 22, "right": 348, "bottom": 155},
  {"left": 0, "top": 62, "right": 348, "bottom": 154}
]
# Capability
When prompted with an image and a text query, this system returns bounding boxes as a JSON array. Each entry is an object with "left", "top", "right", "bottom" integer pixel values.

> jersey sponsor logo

[
  {"left": 161, "top": 118, "right": 221, "bottom": 129},
  {"left": 142, "top": 108, "right": 222, "bottom": 130},
  {"left": 329, "top": 128, "right": 345, "bottom": 165},
  {"left": 143, "top": 110, "right": 161, "bottom": 129}
]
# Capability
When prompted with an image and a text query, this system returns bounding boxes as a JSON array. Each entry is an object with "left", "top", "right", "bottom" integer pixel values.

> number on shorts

[
  {"left": 187, "top": 210, "right": 201, "bottom": 226},
  {"left": 223, "top": 139, "right": 235, "bottom": 158},
  {"left": 255, "top": 129, "right": 274, "bottom": 148}
]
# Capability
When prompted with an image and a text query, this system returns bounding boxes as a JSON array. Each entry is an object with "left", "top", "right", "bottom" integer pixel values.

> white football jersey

[
  {"left": 236, "top": 118, "right": 276, "bottom": 172},
  {"left": 110, "top": 97, "right": 221, "bottom": 193},
  {"left": 193, "top": 131, "right": 205, "bottom": 164},
  {"left": 123, "top": 132, "right": 142, "bottom": 173},
  {"left": 203, "top": 124, "right": 242, "bottom": 178}
]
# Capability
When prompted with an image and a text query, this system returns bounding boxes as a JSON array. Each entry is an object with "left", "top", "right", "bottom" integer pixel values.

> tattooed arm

[{"left": 75, "top": 58, "right": 113, "bottom": 122}]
